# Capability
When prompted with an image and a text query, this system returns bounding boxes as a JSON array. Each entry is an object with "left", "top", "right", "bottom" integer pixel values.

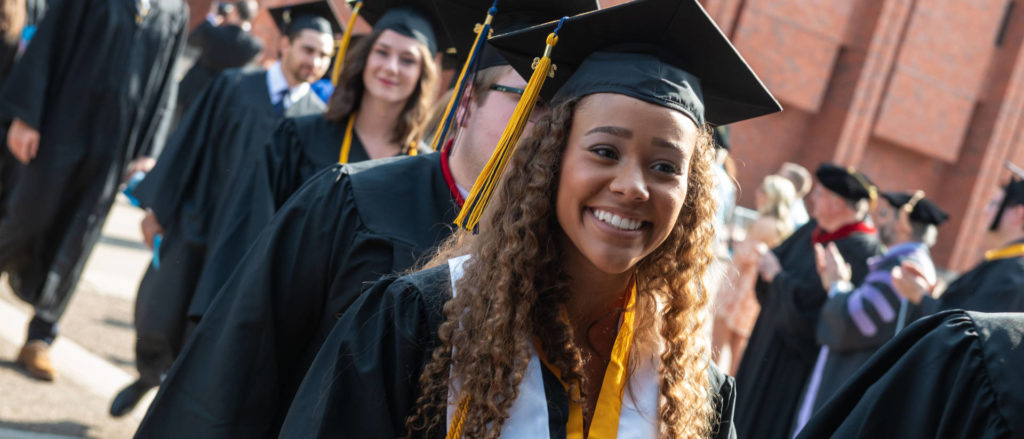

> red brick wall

[{"left": 609, "top": 0, "right": 1024, "bottom": 271}]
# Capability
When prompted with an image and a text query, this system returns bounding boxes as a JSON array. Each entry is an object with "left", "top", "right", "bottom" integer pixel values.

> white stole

[{"left": 444, "top": 255, "right": 661, "bottom": 438}]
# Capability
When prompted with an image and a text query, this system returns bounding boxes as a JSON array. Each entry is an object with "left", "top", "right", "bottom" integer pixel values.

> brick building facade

[
  {"left": 601, "top": 0, "right": 1024, "bottom": 271},
  {"left": 192, "top": 0, "right": 1024, "bottom": 271}
]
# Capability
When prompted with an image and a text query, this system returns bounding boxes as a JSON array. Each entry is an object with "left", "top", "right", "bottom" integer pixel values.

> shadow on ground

[
  {"left": 0, "top": 358, "right": 48, "bottom": 383},
  {"left": 0, "top": 419, "right": 91, "bottom": 437}
]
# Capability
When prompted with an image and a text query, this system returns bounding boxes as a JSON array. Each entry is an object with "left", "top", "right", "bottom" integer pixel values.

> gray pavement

[{"left": 0, "top": 197, "right": 152, "bottom": 439}]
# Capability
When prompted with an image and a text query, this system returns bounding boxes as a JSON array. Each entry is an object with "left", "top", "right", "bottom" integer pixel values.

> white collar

[{"left": 266, "top": 61, "right": 311, "bottom": 107}]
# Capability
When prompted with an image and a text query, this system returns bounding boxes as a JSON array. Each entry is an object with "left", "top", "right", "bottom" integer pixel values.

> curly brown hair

[
  {"left": 407, "top": 96, "right": 719, "bottom": 438},
  {"left": 324, "top": 28, "right": 439, "bottom": 149}
]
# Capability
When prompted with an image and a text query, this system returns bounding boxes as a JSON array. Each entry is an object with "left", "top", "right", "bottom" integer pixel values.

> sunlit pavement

[{"left": 0, "top": 196, "right": 152, "bottom": 439}]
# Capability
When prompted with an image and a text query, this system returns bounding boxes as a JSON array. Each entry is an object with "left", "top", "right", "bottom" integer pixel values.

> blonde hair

[{"left": 757, "top": 175, "right": 797, "bottom": 240}]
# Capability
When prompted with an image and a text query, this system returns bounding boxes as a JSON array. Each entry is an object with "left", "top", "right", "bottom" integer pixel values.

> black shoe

[{"left": 110, "top": 380, "right": 154, "bottom": 417}]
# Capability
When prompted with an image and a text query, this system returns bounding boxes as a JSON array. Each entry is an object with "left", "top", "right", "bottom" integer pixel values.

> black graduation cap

[
  {"left": 461, "top": 0, "right": 601, "bottom": 69},
  {"left": 453, "top": 0, "right": 779, "bottom": 231},
  {"left": 353, "top": 2, "right": 440, "bottom": 54},
  {"left": 269, "top": 0, "right": 344, "bottom": 36},
  {"left": 881, "top": 191, "right": 949, "bottom": 226},
  {"left": 427, "top": 0, "right": 599, "bottom": 152},
  {"left": 487, "top": 0, "right": 781, "bottom": 127},
  {"left": 990, "top": 177, "right": 1024, "bottom": 230},
  {"left": 816, "top": 163, "right": 877, "bottom": 205}
]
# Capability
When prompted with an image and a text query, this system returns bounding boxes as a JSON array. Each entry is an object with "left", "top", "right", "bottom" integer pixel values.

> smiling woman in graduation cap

[
  {"left": 183, "top": 0, "right": 445, "bottom": 321},
  {"left": 280, "top": 0, "right": 780, "bottom": 437}
]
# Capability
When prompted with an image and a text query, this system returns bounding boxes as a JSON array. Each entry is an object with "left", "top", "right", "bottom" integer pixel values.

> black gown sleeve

[
  {"left": 134, "top": 14, "right": 187, "bottom": 160},
  {"left": 133, "top": 74, "right": 231, "bottom": 230},
  {"left": 709, "top": 366, "right": 738, "bottom": 439},
  {"left": 279, "top": 269, "right": 445, "bottom": 439},
  {"left": 795, "top": 310, "right": 1017, "bottom": 439},
  {"left": 184, "top": 119, "right": 287, "bottom": 318},
  {"left": 0, "top": 0, "right": 89, "bottom": 129},
  {"left": 769, "top": 234, "right": 880, "bottom": 355},
  {"left": 266, "top": 117, "right": 312, "bottom": 208},
  {"left": 136, "top": 166, "right": 362, "bottom": 439},
  {"left": 817, "top": 258, "right": 905, "bottom": 353}
]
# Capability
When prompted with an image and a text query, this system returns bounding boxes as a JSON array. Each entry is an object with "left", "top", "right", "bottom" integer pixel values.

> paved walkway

[{"left": 0, "top": 197, "right": 153, "bottom": 439}]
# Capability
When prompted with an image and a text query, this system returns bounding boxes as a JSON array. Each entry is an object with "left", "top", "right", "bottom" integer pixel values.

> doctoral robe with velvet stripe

[
  {"left": 136, "top": 155, "right": 459, "bottom": 438},
  {"left": 796, "top": 242, "right": 935, "bottom": 430},
  {"left": 279, "top": 264, "right": 738, "bottom": 439}
]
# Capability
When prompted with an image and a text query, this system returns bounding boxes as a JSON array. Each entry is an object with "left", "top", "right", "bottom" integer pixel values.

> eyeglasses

[
  {"left": 490, "top": 84, "right": 526, "bottom": 95},
  {"left": 488, "top": 84, "right": 549, "bottom": 122}
]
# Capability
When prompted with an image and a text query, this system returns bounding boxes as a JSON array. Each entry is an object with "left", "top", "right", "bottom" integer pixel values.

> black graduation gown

[
  {"left": 734, "top": 220, "right": 883, "bottom": 439},
  {"left": 0, "top": 0, "right": 186, "bottom": 322},
  {"left": 129, "top": 68, "right": 324, "bottom": 382},
  {"left": 279, "top": 264, "right": 738, "bottom": 439},
  {"left": 0, "top": 0, "right": 52, "bottom": 84},
  {"left": 135, "top": 153, "right": 459, "bottom": 439},
  {"left": 796, "top": 310, "right": 1024, "bottom": 438},
  {"left": 917, "top": 249, "right": 1024, "bottom": 315},
  {"left": 184, "top": 114, "right": 368, "bottom": 319},
  {"left": 176, "top": 21, "right": 262, "bottom": 120}
]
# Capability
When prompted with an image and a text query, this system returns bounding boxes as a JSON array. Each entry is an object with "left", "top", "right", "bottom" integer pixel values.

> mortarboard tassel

[
  {"left": 331, "top": 0, "right": 363, "bottom": 86},
  {"left": 847, "top": 166, "right": 877, "bottom": 211},
  {"left": 454, "top": 17, "right": 567, "bottom": 232},
  {"left": 429, "top": 1, "right": 499, "bottom": 152}
]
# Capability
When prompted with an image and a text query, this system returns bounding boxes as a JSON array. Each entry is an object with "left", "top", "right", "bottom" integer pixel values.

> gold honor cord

[
  {"left": 332, "top": 0, "right": 363, "bottom": 86},
  {"left": 338, "top": 113, "right": 356, "bottom": 164},
  {"left": 337, "top": 113, "right": 418, "bottom": 163},
  {"left": 454, "top": 22, "right": 565, "bottom": 231},
  {"left": 445, "top": 281, "right": 639, "bottom": 439},
  {"left": 985, "top": 243, "right": 1024, "bottom": 261}
]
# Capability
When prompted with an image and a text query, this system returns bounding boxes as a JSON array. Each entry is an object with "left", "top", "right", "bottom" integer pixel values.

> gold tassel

[
  {"left": 848, "top": 166, "right": 878, "bottom": 211},
  {"left": 428, "top": 7, "right": 496, "bottom": 151},
  {"left": 332, "top": 1, "right": 363, "bottom": 86},
  {"left": 445, "top": 395, "right": 471, "bottom": 439},
  {"left": 455, "top": 29, "right": 562, "bottom": 231}
]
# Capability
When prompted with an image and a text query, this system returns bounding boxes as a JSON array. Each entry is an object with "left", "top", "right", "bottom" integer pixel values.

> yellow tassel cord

[
  {"left": 455, "top": 29, "right": 562, "bottom": 231},
  {"left": 446, "top": 395, "right": 471, "bottom": 439},
  {"left": 428, "top": 5, "right": 497, "bottom": 151},
  {"left": 408, "top": 142, "right": 419, "bottom": 156},
  {"left": 338, "top": 113, "right": 356, "bottom": 164},
  {"left": 331, "top": 1, "right": 363, "bottom": 86},
  {"left": 848, "top": 166, "right": 878, "bottom": 211}
]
